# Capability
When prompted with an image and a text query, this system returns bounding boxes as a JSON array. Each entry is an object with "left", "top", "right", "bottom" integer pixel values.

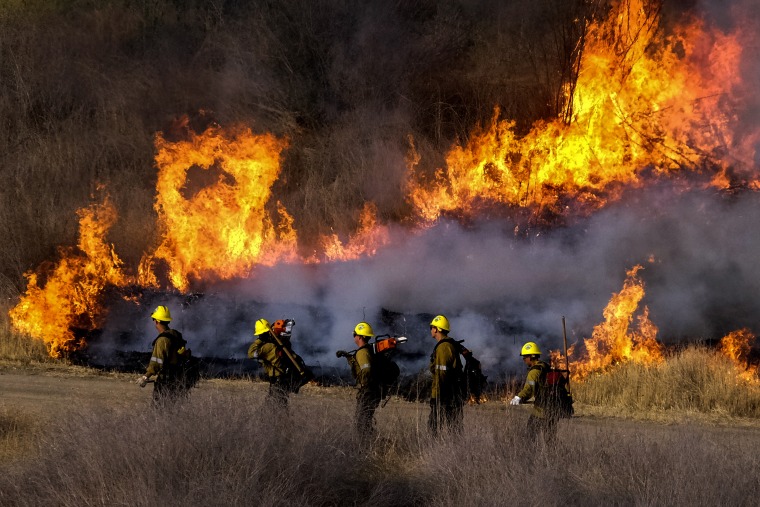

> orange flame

[
  {"left": 408, "top": 0, "right": 747, "bottom": 223},
  {"left": 9, "top": 123, "right": 398, "bottom": 357},
  {"left": 321, "top": 203, "right": 391, "bottom": 261},
  {"left": 138, "top": 124, "right": 392, "bottom": 292},
  {"left": 9, "top": 197, "right": 128, "bottom": 357},
  {"left": 719, "top": 328, "right": 758, "bottom": 381},
  {"left": 139, "top": 125, "right": 293, "bottom": 292},
  {"left": 566, "top": 265, "right": 663, "bottom": 381}
]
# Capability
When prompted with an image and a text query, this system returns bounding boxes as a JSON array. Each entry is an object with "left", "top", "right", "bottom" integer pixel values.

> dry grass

[
  {"left": 0, "top": 317, "right": 49, "bottom": 364},
  {"left": 1, "top": 378, "right": 759, "bottom": 506},
  {"left": 0, "top": 407, "right": 40, "bottom": 463},
  {"left": 416, "top": 409, "right": 760, "bottom": 506},
  {"left": 573, "top": 345, "right": 760, "bottom": 420}
]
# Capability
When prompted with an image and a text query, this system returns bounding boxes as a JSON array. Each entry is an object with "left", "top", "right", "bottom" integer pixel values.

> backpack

[
  {"left": 158, "top": 330, "right": 201, "bottom": 391},
  {"left": 372, "top": 337, "right": 402, "bottom": 397},
  {"left": 454, "top": 340, "right": 488, "bottom": 404},
  {"left": 532, "top": 363, "right": 574, "bottom": 418},
  {"left": 176, "top": 347, "right": 201, "bottom": 391},
  {"left": 282, "top": 349, "right": 314, "bottom": 393}
]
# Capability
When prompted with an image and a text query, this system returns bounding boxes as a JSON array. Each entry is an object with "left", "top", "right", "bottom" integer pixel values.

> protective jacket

[
  {"left": 517, "top": 360, "right": 550, "bottom": 418},
  {"left": 146, "top": 329, "right": 185, "bottom": 381},
  {"left": 429, "top": 337, "right": 463, "bottom": 401},
  {"left": 347, "top": 345, "right": 371, "bottom": 387},
  {"left": 248, "top": 334, "right": 289, "bottom": 379},
  {"left": 346, "top": 344, "right": 381, "bottom": 438}
]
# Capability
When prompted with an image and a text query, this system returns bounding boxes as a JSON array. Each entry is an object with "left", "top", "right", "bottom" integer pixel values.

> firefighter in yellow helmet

[
  {"left": 511, "top": 341, "right": 558, "bottom": 443},
  {"left": 336, "top": 322, "right": 382, "bottom": 441},
  {"left": 137, "top": 305, "right": 191, "bottom": 404},
  {"left": 428, "top": 314, "right": 464, "bottom": 435},
  {"left": 248, "top": 318, "right": 309, "bottom": 406}
]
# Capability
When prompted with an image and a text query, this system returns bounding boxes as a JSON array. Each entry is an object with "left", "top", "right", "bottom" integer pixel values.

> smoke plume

[{"left": 93, "top": 184, "right": 760, "bottom": 376}]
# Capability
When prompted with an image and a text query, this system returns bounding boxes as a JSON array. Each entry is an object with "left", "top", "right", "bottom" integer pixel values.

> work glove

[
  {"left": 510, "top": 396, "right": 521, "bottom": 406},
  {"left": 137, "top": 375, "right": 149, "bottom": 388},
  {"left": 336, "top": 350, "right": 348, "bottom": 358}
]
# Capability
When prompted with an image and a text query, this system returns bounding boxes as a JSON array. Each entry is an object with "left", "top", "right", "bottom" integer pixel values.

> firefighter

[
  {"left": 337, "top": 322, "right": 382, "bottom": 441},
  {"left": 510, "top": 341, "right": 559, "bottom": 443},
  {"left": 137, "top": 305, "right": 190, "bottom": 404},
  {"left": 428, "top": 314, "right": 464, "bottom": 435},
  {"left": 248, "top": 318, "right": 305, "bottom": 406}
]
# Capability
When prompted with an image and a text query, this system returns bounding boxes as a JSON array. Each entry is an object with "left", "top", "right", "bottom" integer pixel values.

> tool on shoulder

[
  {"left": 268, "top": 319, "right": 306, "bottom": 377},
  {"left": 562, "top": 316, "right": 571, "bottom": 389},
  {"left": 336, "top": 333, "right": 406, "bottom": 407}
]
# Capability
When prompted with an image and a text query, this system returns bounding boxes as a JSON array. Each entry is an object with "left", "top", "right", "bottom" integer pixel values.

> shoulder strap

[
  {"left": 155, "top": 330, "right": 186, "bottom": 351},
  {"left": 529, "top": 362, "right": 549, "bottom": 382},
  {"left": 433, "top": 337, "right": 459, "bottom": 353}
]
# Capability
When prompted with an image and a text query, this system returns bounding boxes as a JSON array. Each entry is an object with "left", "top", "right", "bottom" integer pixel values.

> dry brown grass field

[{"left": 2, "top": 350, "right": 760, "bottom": 506}]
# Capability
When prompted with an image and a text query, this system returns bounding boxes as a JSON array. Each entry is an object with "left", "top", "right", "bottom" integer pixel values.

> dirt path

[
  {"left": 1, "top": 370, "right": 146, "bottom": 418},
  {"left": 0, "top": 367, "right": 328, "bottom": 420},
  {"left": 3, "top": 365, "right": 760, "bottom": 433}
]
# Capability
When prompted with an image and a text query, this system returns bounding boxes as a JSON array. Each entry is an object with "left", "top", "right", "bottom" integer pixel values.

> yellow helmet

[
  {"left": 353, "top": 322, "right": 374, "bottom": 338},
  {"left": 150, "top": 305, "right": 172, "bottom": 322},
  {"left": 520, "top": 341, "right": 541, "bottom": 356},
  {"left": 254, "top": 318, "right": 271, "bottom": 336},
  {"left": 430, "top": 315, "right": 450, "bottom": 332}
]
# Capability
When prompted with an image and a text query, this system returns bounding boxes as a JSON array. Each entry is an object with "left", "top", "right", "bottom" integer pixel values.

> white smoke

[{"left": 94, "top": 185, "right": 760, "bottom": 377}]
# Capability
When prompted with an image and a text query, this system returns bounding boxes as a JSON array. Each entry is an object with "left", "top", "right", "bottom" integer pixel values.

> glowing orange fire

[
  {"left": 10, "top": 127, "right": 393, "bottom": 355},
  {"left": 719, "top": 328, "right": 758, "bottom": 381},
  {"left": 9, "top": 197, "right": 128, "bottom": 357},
  {"left": 321, "top": 203, "right": 391, "bottom": 261},
  {"left": 407, "top": 0, "right": 748, "bottom": 223},
  {"left": 138, "top": 125, "right": 294, "bottom": 292},
  {"left": 563, "top": 265, "right": 664, "bottom": 381},
  {"left": 138, "top": 125, "right": 393, "bottom": 292}
]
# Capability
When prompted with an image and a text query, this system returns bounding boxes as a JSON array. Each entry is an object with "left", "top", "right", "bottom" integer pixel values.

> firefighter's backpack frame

[{"left": 532, "top": 364, "right": 574, "bottom": 418}]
